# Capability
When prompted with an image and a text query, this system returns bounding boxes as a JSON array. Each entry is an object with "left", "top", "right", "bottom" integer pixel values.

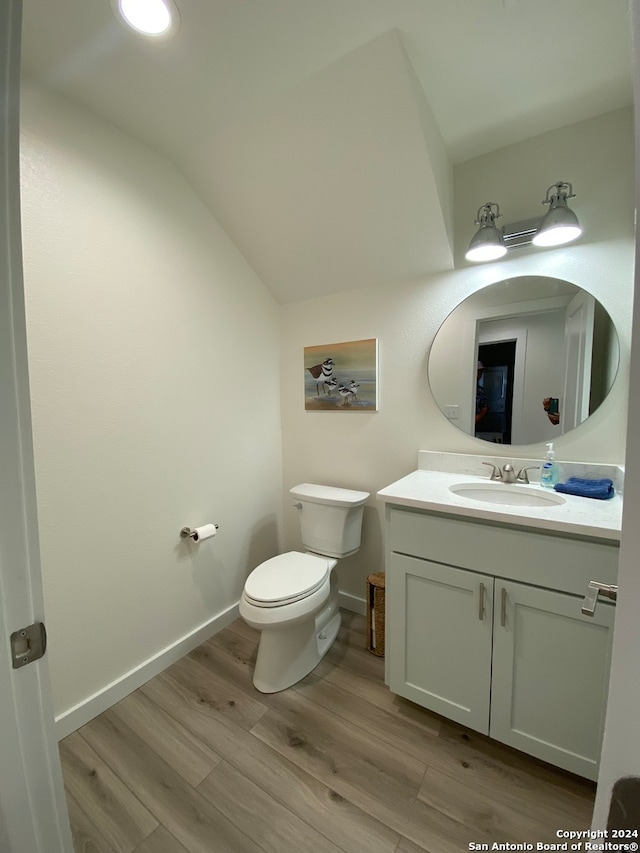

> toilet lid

[{"left": 244, "top": 551, "right": 330, "bottom": 606}]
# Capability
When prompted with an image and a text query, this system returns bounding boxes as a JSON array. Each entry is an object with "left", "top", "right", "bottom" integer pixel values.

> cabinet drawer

[{"left": 388, "top": 507, "right": 618, "bottom": 595}]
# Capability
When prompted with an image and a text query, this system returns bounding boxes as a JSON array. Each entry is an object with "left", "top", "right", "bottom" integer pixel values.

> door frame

[
  {"left": 477, "top": 322, "right": 527, "bottom": 442},
  {"left": 592, "top": 0, "right": 640, "bottom": 823},
  {"left": 0, "top": 2, "right": 73, "bottom": 849},
  {"left": 562, "top": 289, "right": 595, "bottom": 432}
]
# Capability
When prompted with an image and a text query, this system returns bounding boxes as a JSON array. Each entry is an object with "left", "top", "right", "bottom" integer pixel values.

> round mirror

[{"left": 428, "top": 276, "right": 619, "bottom": 446}]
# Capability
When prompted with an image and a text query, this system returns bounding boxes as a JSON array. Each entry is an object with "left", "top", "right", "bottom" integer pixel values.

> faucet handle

[
  {"left": 517, "top": 465, "right": 540, "bottom": 484},
  {"left": 482, "top": 461, "right": 502, "bottom": 481}
]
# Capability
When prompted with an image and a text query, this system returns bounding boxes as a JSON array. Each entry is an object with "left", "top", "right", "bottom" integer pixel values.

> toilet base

[{"left": 251, "top": 576, "right": 341, "bottom": 693}]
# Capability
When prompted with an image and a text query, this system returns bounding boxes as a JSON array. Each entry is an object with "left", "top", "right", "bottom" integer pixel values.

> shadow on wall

[
  {"left": 335, "top": 503, "right": 385, "bottom": 604},
  {"left": 245, "top": 514, "right": 281, "bottom": 582},
  {"left": 175, "top": 513, "right": 280, "bottom": 609}
]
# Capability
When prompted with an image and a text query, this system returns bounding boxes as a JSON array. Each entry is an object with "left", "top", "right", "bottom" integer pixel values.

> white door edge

[{"left": 0, "top": 2, "right": 73, "bottom": 850}]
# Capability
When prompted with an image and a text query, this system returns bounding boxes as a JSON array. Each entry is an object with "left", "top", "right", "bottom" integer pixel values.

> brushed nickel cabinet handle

[
  {"left": 478, "top": 582, "right": 485, "bottom": 620},
  {"left": 582, "top": 580, "right": 618, "bottom": 616},
  {"left": 501, "top": 587, "right": 507, "bottom": 627}
]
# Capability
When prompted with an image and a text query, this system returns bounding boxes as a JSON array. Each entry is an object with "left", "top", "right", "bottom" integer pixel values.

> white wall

[
  {"left": 280, "top": 109, "right": 634, "bottom": 604},
  {"left": 19, "top": 85, "right": 283, "bottom": 729}
]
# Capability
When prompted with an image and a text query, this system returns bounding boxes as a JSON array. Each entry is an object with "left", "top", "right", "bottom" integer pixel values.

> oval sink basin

[{"left": 449, "top": 483, "right": 566, "bottom": 507}]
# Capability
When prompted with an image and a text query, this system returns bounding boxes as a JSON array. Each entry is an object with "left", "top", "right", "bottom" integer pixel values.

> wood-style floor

[{"left": 60, "top": 612, "right": 596, "bottom": 853}]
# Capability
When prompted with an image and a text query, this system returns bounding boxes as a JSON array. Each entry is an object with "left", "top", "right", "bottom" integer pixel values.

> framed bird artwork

[{"left": 304, "top": 339, "right": 378, "bottom": 411}]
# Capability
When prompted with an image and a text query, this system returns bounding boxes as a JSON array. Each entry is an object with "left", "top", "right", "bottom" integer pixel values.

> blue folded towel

[{"left": 554, "top": 477, "right": 615, "bottom": 500}]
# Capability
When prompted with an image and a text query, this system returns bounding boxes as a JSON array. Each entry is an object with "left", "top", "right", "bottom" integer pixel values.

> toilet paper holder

[{"left": 180, "top": 524, "right": 219, "bottom": 541}]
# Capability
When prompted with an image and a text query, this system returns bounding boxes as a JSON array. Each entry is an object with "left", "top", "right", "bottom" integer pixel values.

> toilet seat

[{"left": 244, "top": 551, "right": 332, "bottom": 607}]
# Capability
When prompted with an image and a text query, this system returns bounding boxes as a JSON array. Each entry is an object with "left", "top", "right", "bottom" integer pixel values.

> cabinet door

[
  {"left": 388, "top": 553, "right": 493, "bottom": 734},
  {"left": 491, "top": 580, "right": 614, "bottom": 780}
]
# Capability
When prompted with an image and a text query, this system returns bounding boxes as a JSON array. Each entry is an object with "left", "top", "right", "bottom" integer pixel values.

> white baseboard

[
  {"left": 54, "top": 603, "right": 240, "bottom": 741},
  {"left": 56, "top": 590, "right": 366, "bottom": 740},
  {"left": 339, "top": 590, "right": 366, "bottom": 616}
]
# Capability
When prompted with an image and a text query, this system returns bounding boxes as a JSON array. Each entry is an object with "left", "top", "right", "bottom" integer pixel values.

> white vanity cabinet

[{"left": 385, "top": 505, "right": 618, "bottom": 780}]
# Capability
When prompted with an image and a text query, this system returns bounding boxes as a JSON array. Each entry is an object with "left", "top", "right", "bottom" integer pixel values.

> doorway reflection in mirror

[
  {"left": 475, "top": 352, "right": 513, "bottom": 443},
  {"left": 429, "top": 276, "right": 619, "bottom": 447},
  {"left": 475, "top": 360, "right": 489, "bottom": 436}
]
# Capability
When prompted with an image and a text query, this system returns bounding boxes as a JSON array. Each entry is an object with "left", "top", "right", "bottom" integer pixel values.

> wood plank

[
  {"left": 60, "top": 615, "right": 598, "bottom": 853},
  {"left": 217, "top": 611, "right": 443, "bottom": 740},
  {"left": 141, "top": 669, "right": 401, "bottom": 853},
  {"left": 197, "top": 630, "right": 440, "bottom": 765},
  {"left": 80, "top": 709, "right": 264, "bottom": 853},
  {"left": 134, "top": 825, "right": 190, "bottom": 853},
  {"left": 250, "top": 697, "right": 494, "bottom": 853},
  {"left": 60, "top": 731, "right": 158, "bottom": 853},
  {"left": 317, "top": 628, "right": 387, "bottom": 681},
  {"left": 222, "top": 612, "right": 445, "bottom": 741},
  {"left": 316, "top": 643, "right": 441, "bottom": 734},
  {"left": 326, "top": 609, "right": 367, "bottom": 643},
  {"left": 208, "top": 618, "right": 497, "bottom": 851},
  {"left": 322, "top": 629, "right": 445, "bottom": 737},
  {"left": 434, "top": 719, "right": 594, "bottom": 825},
  {"left": 110, "top": 689, "right": 221, "bottom": 787},
  {"left": 64, "top": 790, "right": 120, "bottom": 853},
  {"left": 193, "top": 630, "right": 261, "bottom": 695},
  {"left": 418, "top": 766, "right": 561, "bottom": 842},
  {"left": 252, "top": 678, "right": 427, "bottom": 792},
  {"left": 164, "top": 651, "right": 267, "bottom": 731},
  {"left": 339, "top": 610, "right": 366, "bottom": 631},
  {"left": 281, "top": 672, "right": 442, "bottom": 765},
  {"left": 396, "top": 837, "right": 434, "bottom": 853},
  {"left": 198, "top": 760, "right": 345, "bottom": 853}
]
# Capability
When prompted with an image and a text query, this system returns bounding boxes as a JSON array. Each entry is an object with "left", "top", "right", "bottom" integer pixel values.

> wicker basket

[{"left": 366, "top": 572, "right": 386, "bottom": 656}]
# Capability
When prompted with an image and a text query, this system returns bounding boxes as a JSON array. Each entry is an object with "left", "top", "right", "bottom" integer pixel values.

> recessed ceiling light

[{"left": 112, "top": 0, "right": 180, "bottom": 39}]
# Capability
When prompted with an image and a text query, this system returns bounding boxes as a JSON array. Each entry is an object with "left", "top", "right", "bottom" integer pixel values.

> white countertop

[{"left": 376, "top": 469, "right": 622, "bottom": 542}]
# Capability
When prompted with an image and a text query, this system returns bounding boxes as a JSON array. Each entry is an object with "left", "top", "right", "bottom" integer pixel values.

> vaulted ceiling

[{"left": 20, "top": 0, "right": 633, "bottom": 302}]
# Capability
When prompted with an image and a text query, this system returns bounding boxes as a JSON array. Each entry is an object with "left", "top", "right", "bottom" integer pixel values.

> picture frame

[{"left": 304, "top": 338, "right": 378, "bottom": 411}]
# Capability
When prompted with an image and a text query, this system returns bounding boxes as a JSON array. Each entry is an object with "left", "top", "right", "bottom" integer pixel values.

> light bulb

[
  {"left": 116, "top": 0, "right": 177, "bottom": 37},
  {"left": 465, "top": 243, "right": 508, "bottom": 262},
  {"left": 532, "top": 223, "right": 582, "bottom": 247}
]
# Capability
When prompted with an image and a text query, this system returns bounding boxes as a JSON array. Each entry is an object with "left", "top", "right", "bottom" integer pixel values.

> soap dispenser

[{"left": 540, "top": 442, "right": 559, "bottom": 488}]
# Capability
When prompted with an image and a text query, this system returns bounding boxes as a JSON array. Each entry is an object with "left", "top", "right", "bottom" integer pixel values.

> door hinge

[{"left": 10, "top": 622, "right": 47, "bottom": 669}]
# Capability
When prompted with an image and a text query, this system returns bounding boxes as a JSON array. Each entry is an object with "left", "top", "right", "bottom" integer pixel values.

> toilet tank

[{"left": 290, "top": 483, "right": 369, "bottom": 559}]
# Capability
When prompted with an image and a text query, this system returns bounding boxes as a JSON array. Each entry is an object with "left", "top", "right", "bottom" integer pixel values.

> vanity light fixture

[
  {"left": 531, "top": 181, "right": 583, "bottom": 247},
  {"left": 464, "top": 202, "right": 508, "bottom": 262},
  {"left": 112, "top": 0, "right": 180, "bottom": 38},
  {"left": 465, "top": 180, "right": 582, "bottom": 262}
]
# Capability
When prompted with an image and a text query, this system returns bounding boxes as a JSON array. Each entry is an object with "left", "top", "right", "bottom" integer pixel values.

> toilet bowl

[
  {"left": 240, "top": 483, "right": 369, "bottom": 693},
  {"left": 239, "top": 551, "right": 339, "bottom": 693}
]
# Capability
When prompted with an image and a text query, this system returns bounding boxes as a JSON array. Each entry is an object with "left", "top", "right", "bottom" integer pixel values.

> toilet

[{"left": 239, "top": 483, "right": 369, "bottom": 693}]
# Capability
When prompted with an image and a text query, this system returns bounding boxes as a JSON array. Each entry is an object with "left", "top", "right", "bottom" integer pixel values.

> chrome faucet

[
  {"left": 483, "top": 461, "right": 541, "bottom": 484},
  {"left": 481, "top": 461, "right": 515, "bottom": 482},
  {"left": 516, "top": 465, "right": 540, "bottom": 484}
]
